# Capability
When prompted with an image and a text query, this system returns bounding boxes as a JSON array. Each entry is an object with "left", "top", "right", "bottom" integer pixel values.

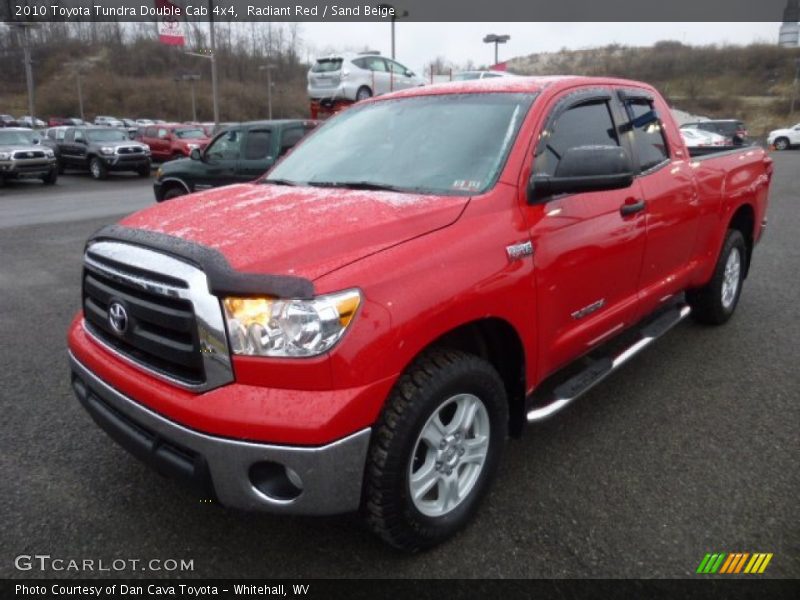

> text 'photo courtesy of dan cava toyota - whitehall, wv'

[{"left": 1, "top": 1, "right": 799, "bottom": 596}]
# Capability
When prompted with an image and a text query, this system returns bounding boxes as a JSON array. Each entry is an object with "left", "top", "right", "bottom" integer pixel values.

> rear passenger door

[
  {"left": 237, "top": 128, "right": 274, "bottom": 181},
  {"left": 616, "top": 89, "right": 699, "bottom": 316},
  {"left": 524, "top": 89, "right": 647, "bottom": 377}
]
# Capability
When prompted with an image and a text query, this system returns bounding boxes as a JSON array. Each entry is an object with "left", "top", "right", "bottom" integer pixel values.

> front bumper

[
  {"left": 69, "top": 353, "right": 372, "bottom": 515},
  {"left": 99, "top": 154, "right": 150, "bottom": 171},
  {"left": 0, "top": 157, "right": 56, "bottom": 178}
]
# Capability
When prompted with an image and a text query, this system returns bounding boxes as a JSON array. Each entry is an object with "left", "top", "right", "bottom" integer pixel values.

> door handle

[{"left": 620, "top": 198, "right": 646, "bottom": 216}]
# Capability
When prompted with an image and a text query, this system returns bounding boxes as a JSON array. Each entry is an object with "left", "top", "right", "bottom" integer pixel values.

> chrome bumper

[{"left": 69, "top": 353, "right": 371, "bottom": 515}]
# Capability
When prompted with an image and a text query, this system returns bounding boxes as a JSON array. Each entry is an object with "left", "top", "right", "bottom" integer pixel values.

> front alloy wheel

[
  {"left": 364, "top": 349, "right": 507, "bottom": 552},
  {"left": 409, "top": 393, "right": 490, "bottom": 518}
]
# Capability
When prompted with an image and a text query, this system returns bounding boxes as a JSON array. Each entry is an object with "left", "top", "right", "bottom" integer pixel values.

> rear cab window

[
  {"left": 312, "top": 59, "right": 343, "bottom": 73},
  {"left": 243, "top": 130, "right": 272, "bottom": 160},
  {"left": 621, "top": 97, "right": 670, "bottom": 172}
]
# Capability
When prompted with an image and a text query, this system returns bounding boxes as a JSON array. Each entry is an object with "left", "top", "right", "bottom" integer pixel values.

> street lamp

[
  {"left": 483, "top": 34, "right": 510, "bottom": 66},
  {"left": 258, "top": 64, "right": 277, "bottom": 120},
  {"left": 376, "top": 4, "right": 409, "bottom": 59},
  {"left": 175, "top": 73, "right": 201, "bottom": 122},
  {"left": 791, "top": 58, "right": 800, "bottom": 116}
]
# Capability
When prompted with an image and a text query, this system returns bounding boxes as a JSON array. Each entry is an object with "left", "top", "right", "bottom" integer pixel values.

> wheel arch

[
  {"left": 160, "top": 176, "right": 191, "bottom": 194},
  {"left": 406, "top": 317, "right": 528, "bottom": 437},
  {"left": 728, "top": 202, "right": 755, "bottom": 278}
]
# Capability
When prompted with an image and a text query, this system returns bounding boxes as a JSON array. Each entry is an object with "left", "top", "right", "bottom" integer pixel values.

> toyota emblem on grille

[
  {"left": 108, "top": 302, "right": 128, "bottom": 335},
  {"left": 26, "top": 152, "right": 33, "bottom": 157}
]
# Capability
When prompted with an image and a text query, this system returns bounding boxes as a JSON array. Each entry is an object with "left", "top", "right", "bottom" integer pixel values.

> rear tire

[
  {"left": 356, "top": 86, "right": 373, "bottom": 101},
  {"left": 773, "top": 137, "right": 790, "bottom": 151},
  {"left": 687, "top": 229, "right": 747, "bottom": 325},
  {"left": 363, "top": 349, "right": 507, "bottom": 552},
  {"left": 89, "top": 157, "right": 107, "bottom": 180}
]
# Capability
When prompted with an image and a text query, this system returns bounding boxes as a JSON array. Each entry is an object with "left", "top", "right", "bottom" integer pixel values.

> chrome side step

[{"left": 526, "top": 303, "right": 691, "bottom": 422}]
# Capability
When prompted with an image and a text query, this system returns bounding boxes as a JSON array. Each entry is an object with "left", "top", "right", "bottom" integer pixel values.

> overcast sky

[{"left": 300, "top": 22, "right": 782, "bottom": 74}]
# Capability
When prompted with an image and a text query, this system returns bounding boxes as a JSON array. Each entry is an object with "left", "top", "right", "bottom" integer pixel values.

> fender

[{"left": 160, "top": 176, "right": 191, "bottom": 194}]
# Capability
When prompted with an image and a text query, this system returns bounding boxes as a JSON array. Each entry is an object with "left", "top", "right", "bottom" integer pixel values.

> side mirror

[
  {"left": 529, "top": 146, "right": 634, "bottom": 202},
  {"left": 33, "top": 138, "right": 40, "bottom": 145},
  {"left": 190, "top": 148, "right": 202, "bottom": 161},
  {"left": 404, "top": 70, "right": 413, "bottom": 77}
]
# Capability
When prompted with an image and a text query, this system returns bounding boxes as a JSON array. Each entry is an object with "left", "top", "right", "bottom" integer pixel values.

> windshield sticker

[{"left": 452, "top": 180, "right": 482, "bottom": 191}]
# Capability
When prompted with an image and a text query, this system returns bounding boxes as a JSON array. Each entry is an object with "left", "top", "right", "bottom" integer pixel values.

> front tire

[
  {"left": 363, "top": 349, "right": 508, "bottom": 552},
  {"left": 89, "top": 157, "right": 107, "bottom": 180},
  {"left": 162, "top": 187, "right": 187, "bottom": 201},
  {"left": 687, "top": 229, "right": 747, "bottom": 325},
  {"left": 773, "top": 137, "right": 790, "bottom": 151}
]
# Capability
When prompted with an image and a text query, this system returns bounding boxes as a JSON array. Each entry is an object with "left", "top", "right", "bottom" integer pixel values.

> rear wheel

[
  {"left": 356, "top": 86, "right": 372, "bottom": 101},
  {"left": 89, "top": 157, "right": 107, "bottom": 180},
  {"left": 773, "top": 137, "right": 790, "bottom": 151},
  {"left": 687, "top": 229, "right": 746, "bottom": 325},
  {"left": 363, "top": 349, "right": 507, "bottom": 552}
]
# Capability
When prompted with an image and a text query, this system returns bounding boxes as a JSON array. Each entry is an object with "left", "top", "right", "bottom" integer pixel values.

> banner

[{"left": 157, "top": 0, "right": 185, "bottom": 46}]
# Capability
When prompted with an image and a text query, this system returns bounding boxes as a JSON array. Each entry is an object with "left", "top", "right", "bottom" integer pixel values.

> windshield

[
  {"left": 0, "top": 130, "right": 36, "bottom": 145},
  {"left": 266, "top": 93, "right": 536, "bottom": 195},
  {"left": 175, "top": 128, "right": 205, "bottom": 139},
  {"left": 86, "top": 129, "right": 128, "bottom": 142}
]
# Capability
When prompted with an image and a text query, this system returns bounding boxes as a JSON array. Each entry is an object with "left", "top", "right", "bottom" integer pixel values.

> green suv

[{"left": 153, "top": 120, "right": 318, "bottom": 201}]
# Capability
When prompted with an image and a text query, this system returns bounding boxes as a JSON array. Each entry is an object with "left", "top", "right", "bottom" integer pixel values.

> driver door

[
  {"left": 195, "top": 128, "right": 242, "bottom": 190},
  {"left": 522, "top": 89, "right": 647, "bottom": 377}
]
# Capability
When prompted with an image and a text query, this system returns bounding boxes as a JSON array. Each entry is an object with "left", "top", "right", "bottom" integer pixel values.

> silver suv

[{"left": 307, "top": 52, "right": 425, "bottom": 102}]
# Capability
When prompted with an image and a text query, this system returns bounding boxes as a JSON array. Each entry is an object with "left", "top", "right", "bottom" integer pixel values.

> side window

[
  {"left": 352, "top": 58, "right": 368, "bottom": 69},
  {"left": 157, "top": 128, "right": 169, "bottom": 139},
  {"left": 279, "top": 128, "right": 306, "bottom": 155},
  {"left": 625, "top": 99, "right": 669, "bottom": 171},
  {"left": 243, "top": 130, "right": 272, "bottom": 160},
  {"left": 145, "top": 127, "right": 156, "bottom": 138},
  {"left": 206, "top": 129, "right": 242, "bottom": 160},
  {"left": 535, "top": 100, "right": 619, "bottom": 177},
  {"left": 386, "top": 60, "right": 407, "bottom": 75},
  {"left": 64, "top": 129, "right": 74, "bottom": 143},
  {"left": 74, "top": 130, "right": 85, "bottom": 143},
  {"left": 366, "top": 57, "right": 388, "bottom": 72},
  {"left": 56, "top": 129, "right": 66, "bottom": 141}
]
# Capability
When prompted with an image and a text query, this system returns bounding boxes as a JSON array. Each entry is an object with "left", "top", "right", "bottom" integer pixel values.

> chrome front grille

[
  {"left": 82, "top": 241, "right": 233, "bottom": 391},
  {"left": 12, "top": 150, "right": 46, "bottom": 159},
  {"left": 117, "top": 146, "right": 144, "bottom": 155}
]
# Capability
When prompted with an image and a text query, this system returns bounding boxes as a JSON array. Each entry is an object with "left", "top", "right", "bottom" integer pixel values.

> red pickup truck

[
  {"left": 138, "top": 123, "right": 209, "bottom": 162},
  {"left": 68, "top": 76, "right": 771, "bottom": 551}
]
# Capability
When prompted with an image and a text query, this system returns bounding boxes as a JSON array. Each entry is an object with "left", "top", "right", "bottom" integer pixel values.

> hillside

[{"left": 508, "top": 42, "right": 800, "bottom": 136}]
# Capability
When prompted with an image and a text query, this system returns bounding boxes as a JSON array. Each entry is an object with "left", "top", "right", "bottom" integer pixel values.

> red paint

[
  {"left": 69, "top": 76, "right": 772, "bottom": 444},
  {"left": 139, "top": 123, "right": 209, "bottom": 161}
]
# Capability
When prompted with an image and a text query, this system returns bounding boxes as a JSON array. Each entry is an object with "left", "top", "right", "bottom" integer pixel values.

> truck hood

[
  {"left": 0, "top": 144, "right": 42, "bottom": 153},
  {"left": 120, "top": 183, "right": 468, "bottom": 281}
]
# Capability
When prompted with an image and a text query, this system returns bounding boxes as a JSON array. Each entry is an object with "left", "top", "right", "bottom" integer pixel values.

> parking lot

[{"left": 0, "top": 154, "right": 798, "bottom": 578}]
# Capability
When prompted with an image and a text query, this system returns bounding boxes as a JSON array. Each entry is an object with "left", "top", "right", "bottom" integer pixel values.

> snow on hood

[{"left": 120, "top": 183, "right": 469, "bottom": 281}]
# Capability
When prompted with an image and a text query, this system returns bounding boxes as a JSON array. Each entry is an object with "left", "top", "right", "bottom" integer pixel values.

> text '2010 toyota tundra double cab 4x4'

[{"left": 68, "top": 76, "right": 772, "bottom": 551}]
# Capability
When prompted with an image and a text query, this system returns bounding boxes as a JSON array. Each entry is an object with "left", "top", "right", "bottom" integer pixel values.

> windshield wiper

[
  {"left": 306, "top": 180, "right": 409, "bottom": 192},
  {"left": 261, "top": 178, "right": 299, "bottom": 186}
]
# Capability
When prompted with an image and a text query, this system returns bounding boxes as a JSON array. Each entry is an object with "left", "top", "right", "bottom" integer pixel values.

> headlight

[
  {"left": 0, "top": 151, "right": 10, "bottom": 160},
  {"left": 186, "top": 143, "right": 199, "bottom": 150},
  {"left": 100, "top": 146, "right": 114, "bottom": 155},
  {"left": 156, "top": 167, "right": 163, "bottom": 179},
  {"left": 222, "top": 289, "right": 361, "bottom": 357},
  {"left": 44, "top": 148, "right": 54, "bottom": 157},
  {"left": 142, "top": 145, "right": 151, "bottom": 154}
]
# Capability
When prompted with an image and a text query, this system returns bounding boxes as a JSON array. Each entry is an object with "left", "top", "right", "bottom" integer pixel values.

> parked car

[
  {"left": 0, "top": 127, "right": 58, "bottom": 185},
  {"left": 681, "top": 120, "right": 749, "bottom": 146},
  {"left": 67, "top": 76, "right": 772, "bottom": 551},
  {"left": 48, "top": 117, "right": 79, "bottom": 127},
  {"left": 120, "top": 119, "right": 139, "bottom": 139},
  {"left": 17, "top": 115, "right": 46, "bottom": 129},
  {"left": 153, "top": 120, "right": 318, "bottom": 201},
  {"left": 680, "top": 128, "right": 726, "bottom": 148},
  {"left": 38, "top": 127, "right": 64, "bottom": 162},
  {"left": 0, "top": 114, "right": 17, "bottom": 127},
  {"left": 139, "top": 124, "right": 209, "bottom": 162},
  {"left": 308, "top": 51, "right": 425, "bottom": 102},
  {"left": 57, "top": 126, "right": 151, "bottom": 179},
  {"left": 766, "top": 122, "right": 800, "bottom": 151},
  {"left": 452, "top": 70, "right": 517, "bottom": 81},
  {"left": 93, "top": 116, "right": 124, "bottom": 128}
]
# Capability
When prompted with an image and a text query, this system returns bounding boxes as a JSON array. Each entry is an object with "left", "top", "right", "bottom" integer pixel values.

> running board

[{"left": 526, "top": 303, "right": 691, "bottom": 422}]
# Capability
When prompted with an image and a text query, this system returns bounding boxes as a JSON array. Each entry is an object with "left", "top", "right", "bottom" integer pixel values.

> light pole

[
  {"left": 791, "top": 58, "right": 800, "bottom": 116},
  {"left": 11, "top": 23, "right": 37, "bottom": 124},
  {"left": 483, "top": 33, "right": 510, "bottom": 66},
  {"left": 377, "top": 4, "right": 409, "bottom": 59},
  {"left": 258, "top": 64, "right": 277, "bottom": 120},
  {"left": 175, "top": 73, "right": 201, "bottom": 121},
  {"left": 76, "top": 69, "right": 85, "bottom": 121},
  {"left": 209, "top": 0, "right": 220, "bottom": 125}
]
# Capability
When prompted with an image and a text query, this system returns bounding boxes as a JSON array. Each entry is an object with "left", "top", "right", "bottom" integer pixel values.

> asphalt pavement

[{"left": 0, "top": 158, "right": 798, "bottom": 579}]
